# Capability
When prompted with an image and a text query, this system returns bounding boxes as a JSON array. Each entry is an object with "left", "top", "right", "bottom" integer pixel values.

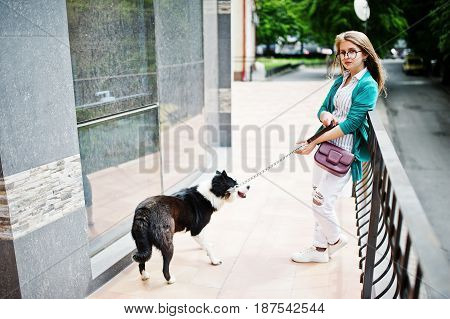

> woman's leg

[
  {"left": 311, "top": 166, "right": 352, "bottom": 246},
  {"left": 311, "top": 163, "right": 328, "bottom": 248},
  {"left": 291, "top": 164, "right": 329, "bottom": 262},
  {"left": 312, "top": 161, "right": 325, "bottom": 190},
  {"left": 292, "top": 164, "right": 351, "bottom": 263},
  {"left": 312, "top": 221, "right": 328, "bottom": 248}
]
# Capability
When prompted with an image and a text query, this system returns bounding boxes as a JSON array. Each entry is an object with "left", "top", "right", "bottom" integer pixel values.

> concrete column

[
  {"left": 217, "top": 0, "right": 232, "bottom": 147},
  {"left": 0, "top": 0, "right": 90, "bottom": 298},
  {"left": 203, "top": 0, "right": 220, "bottom": 146}
]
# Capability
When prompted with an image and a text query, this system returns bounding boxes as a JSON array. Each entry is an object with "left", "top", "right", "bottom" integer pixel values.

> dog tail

[{"left": 132, "top": 250, "right": 151, "bottom": 263}]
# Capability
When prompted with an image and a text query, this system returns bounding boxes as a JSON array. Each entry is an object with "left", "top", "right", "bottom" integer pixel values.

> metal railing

[
  {"left": 355, "top": 111, "right": 450, "bottom": 298},
  {"left": 265, "top": 62, "right": 304, "bottom": 78}
]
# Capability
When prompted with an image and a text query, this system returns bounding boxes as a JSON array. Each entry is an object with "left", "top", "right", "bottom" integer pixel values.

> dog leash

[{"left": 229, "top": 124, "right": 337, "bottom": 192}]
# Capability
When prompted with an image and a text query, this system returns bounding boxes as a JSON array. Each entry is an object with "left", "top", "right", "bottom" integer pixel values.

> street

[{"left": 378, "top": 60, "right": 450, "bottom": 262}]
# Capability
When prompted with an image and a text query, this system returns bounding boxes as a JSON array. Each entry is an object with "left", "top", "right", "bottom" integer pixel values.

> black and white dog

[{"left": 131, "top": 170, "right": 250, "bottom": 284}]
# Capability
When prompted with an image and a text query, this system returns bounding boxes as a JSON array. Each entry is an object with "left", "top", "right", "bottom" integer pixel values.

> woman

[{"left": 292, "top": 31, "right": 386, "bottom": 263}]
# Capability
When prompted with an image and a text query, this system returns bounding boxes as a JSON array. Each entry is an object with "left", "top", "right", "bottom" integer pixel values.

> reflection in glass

[
  {"left": 67, "top": 0, "right": 157, "bottom": 122},
  {"left": 78, "top": 108, "right": 161, "bottom": 239},
  {"left": 154, "top": 0, "right": 206, "bottom": 191},
  {"left": 67, "top": 0, "right": 161, "bottom": 242}
]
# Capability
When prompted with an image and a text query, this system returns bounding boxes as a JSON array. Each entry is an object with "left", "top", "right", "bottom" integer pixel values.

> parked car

[{"left": 402, "top": 55, "right": 425, "bottom": 75}]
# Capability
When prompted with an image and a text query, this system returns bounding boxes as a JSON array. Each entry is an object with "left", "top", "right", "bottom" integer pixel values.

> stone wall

[
  {"left": 0, "top": 0, "right": 90, "bottom": 298},
  {"left": 0, "top": 155, "right": 84, "bottom": 240}
]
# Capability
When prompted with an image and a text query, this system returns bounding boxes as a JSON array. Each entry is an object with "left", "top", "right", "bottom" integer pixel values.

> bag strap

[{"left": 307, "top": 123, "right": 337, "bottom": 144}]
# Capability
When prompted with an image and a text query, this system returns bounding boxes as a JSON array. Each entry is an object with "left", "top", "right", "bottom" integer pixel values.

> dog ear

[
  {"left": 216, "top": 170, "right": 221, "bottom": 175},
  {"left": 221, "top": 170, "right": 227, "bottom": 177}
]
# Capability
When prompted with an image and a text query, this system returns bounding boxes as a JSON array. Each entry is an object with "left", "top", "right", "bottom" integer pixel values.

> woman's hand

[
  {"left": 320, "top": 111, "right": 338, "bottom": 127},
  {"left": 294, "top": 140, "right": 317, "bottom": 155}
]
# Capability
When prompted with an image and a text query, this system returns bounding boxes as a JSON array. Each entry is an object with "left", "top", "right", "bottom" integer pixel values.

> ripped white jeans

[{"left": 311, "top": 162, "right": 352, "bottom": 248}]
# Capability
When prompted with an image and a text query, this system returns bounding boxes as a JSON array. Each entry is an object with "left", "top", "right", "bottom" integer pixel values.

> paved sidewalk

[{"left": 89, "top": 67, "right": 361, "bottom": 299}]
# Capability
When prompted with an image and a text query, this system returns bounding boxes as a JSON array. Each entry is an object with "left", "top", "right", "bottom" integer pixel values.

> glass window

[
  {"left": 67, "top": 0, "right": 157, "bottom": 122},
  {"left": 78, "top": 108, "right": 161, "bottom": 241},
  {"left": 67, "top": 0, "right": 161, "bottom": 245},
  {"left": 154, "top": 0, "right": 206, "bottom": 192}
]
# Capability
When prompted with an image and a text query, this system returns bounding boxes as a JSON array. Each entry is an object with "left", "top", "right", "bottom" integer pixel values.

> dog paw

[
  {"left": 141, "top": 271, "right": 150, "bottom": 281},
  {"left": 210, "top": 258, "right": 223, "bottom": 266},
  {"left": 167, "top": 275, "right": 176, "bottom": 284}
]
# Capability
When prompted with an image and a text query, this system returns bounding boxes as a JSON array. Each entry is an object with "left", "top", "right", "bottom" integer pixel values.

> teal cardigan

[{"left": 316, "top": 70, "right": 379, "bottom": 182}]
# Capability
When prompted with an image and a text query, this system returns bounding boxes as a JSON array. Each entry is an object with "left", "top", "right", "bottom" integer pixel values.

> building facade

[
  {"left": 0, "top": 0, "right": 231, "bottom": 298},
  {"left": 232, "top": 0, "right": 256, "bottom": 81}
]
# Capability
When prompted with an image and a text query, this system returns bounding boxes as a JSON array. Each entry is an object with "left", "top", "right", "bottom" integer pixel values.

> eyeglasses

[{"left": 338, "top": 50, "right": 362, "bottom": 59}]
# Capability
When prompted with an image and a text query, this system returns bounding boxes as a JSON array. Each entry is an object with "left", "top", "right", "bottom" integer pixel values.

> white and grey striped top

[{"left": 330, "top": 67, "right": 368, "bottom": 152}]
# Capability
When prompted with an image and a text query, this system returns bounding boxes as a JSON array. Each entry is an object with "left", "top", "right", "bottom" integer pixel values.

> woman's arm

[
  {"left": 295, "top": 82, "right": 378, "bottom": 155},
  {"left": 294, "top": 125, "right": 345, "bottom": 155},
  {"left": 315, "top": 125, "right": 345, "bottom": 144}
]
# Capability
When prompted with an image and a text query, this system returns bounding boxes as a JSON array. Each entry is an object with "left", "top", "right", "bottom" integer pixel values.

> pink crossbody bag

[{"left": 306, "top": 124, "right": 354, "bottom": 177}]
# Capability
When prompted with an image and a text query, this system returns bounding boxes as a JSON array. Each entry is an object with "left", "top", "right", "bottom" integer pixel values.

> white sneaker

[
  {"left": 328, "top": 234, "right": 348, "bottom": 256},
  {"left": 291, "top": 246, "right": 329, "bottom": 263}
]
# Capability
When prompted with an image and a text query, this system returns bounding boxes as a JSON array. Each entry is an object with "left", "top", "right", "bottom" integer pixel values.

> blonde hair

[{"left": 331, "top": 31, "right": 386, "bottom": 97}]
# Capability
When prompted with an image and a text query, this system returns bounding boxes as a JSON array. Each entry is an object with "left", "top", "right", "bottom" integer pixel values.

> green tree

[
  {"left": 295, "top": 0, "right": 362, "bottom": 47},
  {"left": 256, "top": 0, "right": 408, "bottom": 57},
  {"left": 298, "top": 0, "right": 407, "bottom": 56},
  {"left": 430, "top": 0, "right": 450, "bottom": 83},
  {"left": 364, "top": 0, "right": 409, "bottom": 55},
  {"left": 400, "top": 0, "right": 450, "bottom": 83},
  {"left": 401, "top": 1, "right": 439, "bottom": 64},
  {"left": 255, "top": 0, "right": 310, "bottom": 46}
]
